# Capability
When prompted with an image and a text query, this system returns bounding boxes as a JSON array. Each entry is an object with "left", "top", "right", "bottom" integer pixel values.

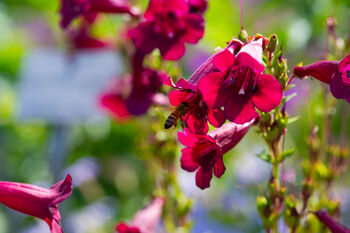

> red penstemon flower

[
  {"left": 313, "top": 210, "right": 350, "bottom": 233},
  {"left": 128, "top": 0, "right": 205, "bottom": 60},
  {"left": 115, "top": 198, "right": 165, "bottom": 233},
  {"left": 0, "top": 175, "right": 72, "bottom": 233},
  {"left": 178, "top": 119, "right": 255, "bottom": 189},
  {"left": 69, "top": 27, "right": 110, "bottom": 50},
  {"left": 60, "top": 0, "right": 139, "bottom": 28},
  {"left": 293, "top": 54, "right": 350, "bottom": 104},
  {"left": 166, "top": 77, "right": 226, "bottom": 135},
  {"left": 197, "top": 39, "right": 283, "bottom": 124}
]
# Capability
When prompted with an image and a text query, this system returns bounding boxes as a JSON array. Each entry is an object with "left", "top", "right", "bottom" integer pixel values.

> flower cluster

[
  {"left": 166, "top": 36, "right": 283, "bottom": 189},
  {"left": 293, "top": 54, "right": 350, "bottom": 104},
  {"left": 128, "top": 0, "right": 205, "bottom": 60}
]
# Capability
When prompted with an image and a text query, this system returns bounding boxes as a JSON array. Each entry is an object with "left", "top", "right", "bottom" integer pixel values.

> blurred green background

[{"left": 0, "top": 0, "right": 349, "bottom": 233}]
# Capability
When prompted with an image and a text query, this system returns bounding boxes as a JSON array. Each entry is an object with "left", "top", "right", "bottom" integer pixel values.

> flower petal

[
  {"left": 213, "top": 155, "right": 226, "bottom": 178},
  {"left": 181, "top": 148, "right": 200, "bottom": 172},
  {"left": 182, "top": 14, "right": 205, "bottom": 44},
  {"left": 195, "top": 167, "right": 213, "bottom": 189},
  {"left": 330, "top": 73, "right": 345, "bottom": 99},
  {"left": 185, "top": 109, "right": 209, "bottom": 135},
  {"left": 212, "top": 50, "right": 235, "bottom": 73},
  {"left": 224, "top": 95, "right": 258, "bottom": 124},
  {"left": 168, "top": 90, "right": 186, "bottom": 106},
  {"left": 159, "top": 38, "right": 186, "bottom": 61},
  {"left": 197, "top": 72, "right": 228, "bottom": 109},
  {"left": 128, "top": 22, "right": 159, "bottom": 54},
  {"left": 339, "top": 54, "right": 350, "bottom": 72},
  {"left": 236, "top": 39, "right": 265, "bottom": 73},
  {"left": 206, "top": 108, "right": 226, "bottom": 128},
  {"left": 251, "top": 74, "right": 283, "bottom": 112}
]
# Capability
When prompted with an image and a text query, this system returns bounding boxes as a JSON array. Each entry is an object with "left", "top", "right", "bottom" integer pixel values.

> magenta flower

[
  {"left": 197, "top": 39, "right": 283, "bottom": 124},
  {"left": 128, "top": 0, "right": 204, "bottom": 60},
  {"left": 126, "top": 68, "right": 167, "bottom": 115},
  {"left": 60, "top": 0, "right": 139, "bottom": 28},
  {"left": 314, "top": 211, "right": 350, "bottom": 233},
  {"left": 166, "top": 77, "right": 225, "bottom": 135},
  {"left": 293, "top": 54, "right": 350, "bottom": 104},
  {"left": 0, "top": 175, "right": 72, "bottom": 233},
  {"left": 116, "top": 198, "right": 165, "bottom": 233},
  {"left": 178, "top": 119, "right": 255, "bottom": 189}
]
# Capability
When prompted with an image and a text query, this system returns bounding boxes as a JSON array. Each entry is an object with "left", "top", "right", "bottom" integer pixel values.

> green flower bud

[
  {"left": 238, "top": 29, "right": 249, "bottom": 42},
  {"left": 267, "top": 34, "right": 278, "bottom": 53}
]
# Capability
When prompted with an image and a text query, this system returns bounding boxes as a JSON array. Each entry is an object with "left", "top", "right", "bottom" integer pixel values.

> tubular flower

[
  {"left": 128, "top": 0, "right": 205, "bottom": 60},
  {"left": 198, "top": 39, "right": 283, "bottom": 124},
  {"left": 166, "top": 77, "right": 226, "bottom": 135},
  {"left": 178, "top": 119, "right": 255, "bottom": 189},
  {"left": 116, "top": 198, "right": 165, "bottom": 233},
  {"left": 0, "top": 175, "right": 73, "bottom": 233},
  {"left": 293, "top": 54, "right": 350, "bottom": 104},
  {"left": 60, "top": 0, "right": 139, "bottom": 28},
  {"left": 314, "top": 211, "right": 350, "bottom": 233}
]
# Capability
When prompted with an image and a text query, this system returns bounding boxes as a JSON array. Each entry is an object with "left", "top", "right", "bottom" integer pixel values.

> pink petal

[
  {"left": 197, "top": 72, "right": 228, "bottom": 109},
  {"left": 212, "top": 50, "right": 235, "bottom": 73},
  {"left": 91, "top": 0, "right": 138, "bottom": 16},
  {"left": 195, "top": 167, "right": 213, "bottom": 189},
  {"left": 168, "top": 90, "right": 186, "bottom": 106},
  {"left": 236, "top": 39, "right": 265, "bottom": 73},
  {"left": 187, "top": 54, "right": 218, "bottom": 85},
  {"left": 224, "top": 95, "right": 258, "bottom": 124},
  {"left": 251, "top": 74, "right": 283, "bottom": 112},
  {"left": 339, "top": 54, "right": 350, "bottom": 72},
  {"left": 100, "top": 94, "right": 130, "bottom": 120},
  {"left": 131, "top": 198, "right": 165, "bottom": 233},
  {"left": 181, "top": 148, "right": 200, "bottom": 172},
  {"left": 185, "top": 109, "right": 209, "bottom": 135},
  {"left": 209, "top": 120, "right": 254, "bottom": 154},
  {"left": 293, "top": 60, "right": 338, "bottom": 84},
  {"left": 159, "top": 38, "right": 186, "bottom": 61},
  {"left": 175, "top": 78, "right": 196, "bottom": 90},
  {"left": 213, "top": 155, "right": 226, "bottom": 178},
  {"left": 182, "top": 14, "right": 205, "bottom": 44},
  {"left": 206, "top": 108, "right": 226, "bottom": 128},
  {"left": 177, "top": 130, "right": 197, "bottom": 147}
]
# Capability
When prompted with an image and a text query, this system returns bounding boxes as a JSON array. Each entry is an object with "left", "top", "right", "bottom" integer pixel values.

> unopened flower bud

[
  {"left": 238, "top": 29, "right": 248, "bottom": 42},
  {"left": 267, "top": 34, "right": 278, "bottom": 53}
]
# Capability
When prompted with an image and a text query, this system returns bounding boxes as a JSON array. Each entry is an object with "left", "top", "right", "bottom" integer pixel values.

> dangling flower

[
  {"left": 115, "top": 198, "right": 165, "bottom": 233},
  {"left": 178, "top": 119, "right": 255, "bottom": 189},
  {"left": 313, "top": 210, "right": 350, "bottom": 233},
  {"left": 128, "top": 0, "right": 205, "bottom": 60},
  {"left": 197, "top": 39, "right": 283, "bottom": 124},
  {"left": 293, "top": 54, "right": 350, "bottom": 104},
  {"left": 59, "top": 0, "right": 139, "bottom": 28},
  {"left": 166, "top": 77, "right": 225, "bottom": 135},
  {"left": 0, "top": 175, "right": 73, "bottom": 233}
]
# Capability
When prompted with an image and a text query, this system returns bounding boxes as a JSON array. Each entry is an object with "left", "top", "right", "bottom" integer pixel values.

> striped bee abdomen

[{"left": 164, "top": 102, "right": 190, "bottom": 129}]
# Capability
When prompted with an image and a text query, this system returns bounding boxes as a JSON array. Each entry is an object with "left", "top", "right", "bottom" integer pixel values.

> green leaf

[
  {"left": 279, "top": 147, "right": 295, "bottom": 162},
  {"left": 256, "top": 150, "right": 272, "bottom": 163}
]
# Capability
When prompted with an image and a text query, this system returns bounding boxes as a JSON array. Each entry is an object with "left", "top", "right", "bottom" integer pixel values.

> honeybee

[{"left": 164, "top": 102, "right": 190, "bottom": 129}]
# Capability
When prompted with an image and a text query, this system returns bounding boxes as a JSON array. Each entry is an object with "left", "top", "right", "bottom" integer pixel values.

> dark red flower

[
  {"left": 178, "top": 119, "right": 255, "bottom": 189},
  {"left": 293, "top": 54, "right": 350, "bottom": 104},
  {"left": 116, "top": 198, "right": 164, "bottom": 233},
  {"left": 0, "top": 175, "right": 72, "bottom": 233},
  {"left": 60, "top": 0, "right": 139, "bottom": 28},
  {"left": 128, "top": 0, "right": 204, "bottom": 60},
  {"left": 198, "top": 39, "right": 283, "bottom": 124},
  {"left": 314, "top": 210, "right": 350, "bottom": 233},
  {"left": 166, "top": 77, "right": 225, "bottom": 135}
]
